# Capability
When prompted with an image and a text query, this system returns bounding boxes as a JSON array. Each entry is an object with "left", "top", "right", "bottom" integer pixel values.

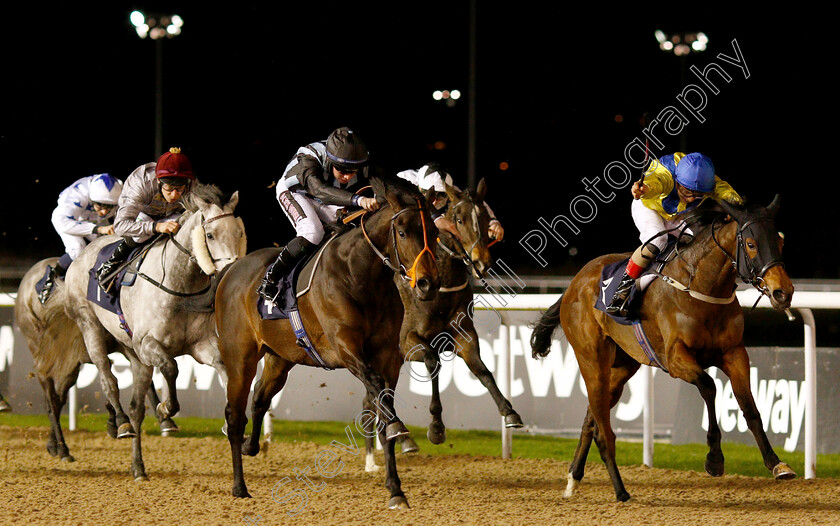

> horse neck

[
  {"left": 436, "top": 237, "right": 468, "bottom": 288},
  {"left": 668, "top": 219, "right": 737, "bottom": 296},
  {"left": 345, "top": 206, "right": 397, "bottom": 283},
  {"left": 166, "top": 212, "right": 205, "bottom": 283}
]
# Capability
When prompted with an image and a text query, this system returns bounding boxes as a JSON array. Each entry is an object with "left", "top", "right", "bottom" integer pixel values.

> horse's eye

[
  {"left": 206, "top": 232, "right": 214, "bottom": 240},
  {"left": 456, "top": 218, "right": 463, "bottom": 225},
  {"left": 747, "top": 242, "right": 755, "bottom": 250},
  {"left": 398, "top": 230, "right": 406, "bottom": 239}
]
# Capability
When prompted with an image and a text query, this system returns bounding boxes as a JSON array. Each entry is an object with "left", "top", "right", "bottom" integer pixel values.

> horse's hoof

[
  {"left": 232, "top": 486, "right": 252, "bottom": 499},
  {"left": 504, "top": 413, "right": 524, "bottom": 428},
  {"left": 46, "top": 443, "right": 59, "bottom": 458},
  {"left": 704, "top": 459, "right": 725, "bottom": 477},
  {"left": 773, "top": 462, "right": 796, "bottom": 480},
  {"left": 385, "top": 421, "right": 410, "bottom": 441},
  {"left": 221, "top": 423, "right": 228, "bottom": 437},
  {"left": 134, "top": 475, "right": 149, "bottom": 482},
  {"left": 563, "top": 473, "right": 578, "bottom": 498},
  {"left": 387, "top": 496, "right": 410, "bottom": 510},
  {"left": 116, "top": 423, "right": 136, "bottom": 439},
  {"left": 156, "top": 402, "right": 172, "bottom": 420},
  {"left": 160, "top": 419, "right": 180, "bottom": 436},
  {"left": 427, "top": 427, "right": 446, "bottom": 445},
  {"left": 616, "top": 491, "right": 631, "bottom": 502},
  {"left": 400, "top": 436, "right": 420, "bottom": 454},
  {"left": 60, "top": 454, "right": 75, "bottom": 463}
]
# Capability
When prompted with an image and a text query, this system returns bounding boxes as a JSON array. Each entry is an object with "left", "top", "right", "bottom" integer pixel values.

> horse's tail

[
  {"left": 35, "top": 282, "right": 88, "bottom": 380},
  {"left": 529, "top": 295, "right": 563, "bottom": 358}
]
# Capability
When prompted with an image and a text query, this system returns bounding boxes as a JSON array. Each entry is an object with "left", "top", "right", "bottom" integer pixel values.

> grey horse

[
  {"left": 15, "top": 257, "right": 180, "bottom": 462},
  {"left": 47, "top": 183, "right": 245, "bottom": 480}
]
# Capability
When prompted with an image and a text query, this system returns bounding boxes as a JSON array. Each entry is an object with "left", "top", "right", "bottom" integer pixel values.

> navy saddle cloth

[
  {"left": 86, "top": 241, "right": 148, "bottom": 315},
  {"left": 593, "top": 258, "right": 645, "bottom": 325},
  {"left": 257, "top": 255, "right": 312, "bottom": 321}
]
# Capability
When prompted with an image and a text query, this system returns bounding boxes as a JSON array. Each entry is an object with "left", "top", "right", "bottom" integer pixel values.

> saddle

[
  {"left": 256, "top": 234, "right": 342, "bottom": 370},
  {"left": 85, "top": 241, "right": 152, "bottom": 336}
]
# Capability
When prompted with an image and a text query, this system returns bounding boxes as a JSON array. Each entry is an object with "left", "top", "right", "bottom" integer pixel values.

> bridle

[
  {"left": 712, "top": 214, "right": 785, "bottom": 304},
  {"left": 137, "top": 211, "right": 236, "bottom": 297},
  {"left": 360, "top": 200, "right": 436, "bottom": 288}
]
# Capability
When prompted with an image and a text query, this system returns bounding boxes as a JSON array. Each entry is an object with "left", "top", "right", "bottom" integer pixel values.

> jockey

[
  {"left": 41, "top": 173, "right": 123, "bottom": 303},
  {"left": 606, "top": 152, "right": 743, "bottom": 315},
  {"left": 258, "top": 127, "right": 380, "bottom": 302},
  {"left": 395, "top": 163, "right": 505, "bottom": 242},
  {"left": 94, "top": 147, "right": 196, "bottom": 289}
]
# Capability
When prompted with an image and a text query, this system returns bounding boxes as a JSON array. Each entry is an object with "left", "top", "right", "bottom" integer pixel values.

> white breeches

[
  {"left": 630, "top": 199, "right": 693, "bottom": 252},
  {"left": 277, "top": 191, "right": 342, "bottom": 245}
]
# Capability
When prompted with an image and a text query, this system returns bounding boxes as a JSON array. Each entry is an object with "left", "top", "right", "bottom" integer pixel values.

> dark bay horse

[
  {"left": 15, "top": 257, "right": 179, "bottom": 462},
  {"left": 530, "top": 196, "right": 795, "bottom": 502},
  {"left": 369, "top": 178, "right": 522, "bottom": 465},
  {"left": 215, "top": 175, "right": 439, "bottom": 508}
]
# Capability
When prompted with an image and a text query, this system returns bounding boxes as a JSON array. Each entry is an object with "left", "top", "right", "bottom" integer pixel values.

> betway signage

[{"left": 1, "top": 304, "right": 838, "bottom": 454}]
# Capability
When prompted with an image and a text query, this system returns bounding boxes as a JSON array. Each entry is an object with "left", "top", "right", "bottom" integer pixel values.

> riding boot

[
  {"left": 38, "top": 254, "right": 72, "bottom": 304},
  {"left": 257, "top": 237, "right": 314, "bottom": 303},
  {"left": 605, "top": 271, "right": 636, "bottom": 315},
  {"left": 95, "top": 239, "right": 134, "bottom": 291}
]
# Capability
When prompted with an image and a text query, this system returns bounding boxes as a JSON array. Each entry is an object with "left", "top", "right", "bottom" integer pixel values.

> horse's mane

[
  {"left": 370, "top": 171, "right": 426, "bottom": 209},
  {"left": 179, "top": 183, "right": 226, "bottom": 219},
  {"left": 672, "top": 198, "right": 734, "bottom": 249}
]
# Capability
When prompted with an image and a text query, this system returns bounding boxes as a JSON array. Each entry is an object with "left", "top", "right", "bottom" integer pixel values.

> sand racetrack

[{"left": 2, "top": 426, "right": 840, "bottom": 525}]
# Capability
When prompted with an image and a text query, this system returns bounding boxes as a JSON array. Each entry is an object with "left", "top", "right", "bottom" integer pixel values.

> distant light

[
  {"left": 432, "top": 90, "right": 443, "bottom": 101},
  {"left": 130, "top": 10, "right": 145, "bottom": 27},
  {"left": 499, "top": 161, "right": 509, "bottom": 171},
  {"left": 697, "top": 32, "right": 708, "bottom": 44},
  {"left": 661, "top": 41, "right": 673, "bottom": 51},
  {"left": 433, "top": 141, "right": 446, "bottom": 150},
  {"left": 167, "top": 25, "right": 181, "bottom": 36},
  {"left": 135, "top": 25, "right": 149, "bottom": 38},
  {"left": 450, "top": 89, "right": 461, "bottom": 100},
  {"left": 654, "top": 30, "right": 666, "bottom": 43},
  {"left": 171, "top": 15, "right": 184, "bottom": 27},
  {"left": 614, "top": 114, "right": 623, "bottom": 123},
  {"left": 692, "top": 41, "right": 706, "bottom": 51}
]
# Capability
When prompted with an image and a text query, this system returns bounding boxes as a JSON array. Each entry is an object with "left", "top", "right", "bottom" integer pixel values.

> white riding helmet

[
  {"left": 417, "top": 165, "right": 453, "bottom": 192},
  {"left": 89, "top": 173, "right": 123, "bottom": 205}
]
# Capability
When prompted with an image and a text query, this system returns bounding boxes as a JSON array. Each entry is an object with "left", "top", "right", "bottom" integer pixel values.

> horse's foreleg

[
  {"left": 695, "top": 371, "right": 725, "bottom": 476},
  {"left": 144, "top": 347, "right": 180, "bottom": 420},
  {"left": 361, "top": 392, "right": 382, "bottom": 471},
  {"left": 455, "top": 330, "right": 523, "bottom": 428},
  {"left": 223, "top": 349, "right": 259, "bottom": 498},
  {"left": 128, "top": 362, "right": 153, "bottom": 481},
  {"left": 243, "top": 354, "right": 292, "bottom": 457},
  {"left": 720, "top": 345, "right": 795, "bottom": 479},
  {"left": 415, "top": 337, "right": 446, "bottom": 445},
  {"left": 146, "top": 382, "right": 179, "bottom": 435}
]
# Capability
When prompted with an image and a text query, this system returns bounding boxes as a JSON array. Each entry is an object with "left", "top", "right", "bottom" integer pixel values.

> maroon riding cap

[{"left": 155, "top": 147, "right": 195, "bottom": 180}]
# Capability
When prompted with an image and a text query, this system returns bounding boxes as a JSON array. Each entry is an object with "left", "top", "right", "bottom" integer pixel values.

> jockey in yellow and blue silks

[{"left": 606, "top": 152, "right": 743, "bottom": 315}]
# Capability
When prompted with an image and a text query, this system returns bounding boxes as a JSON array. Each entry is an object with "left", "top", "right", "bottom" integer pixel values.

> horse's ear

[
  {"left": 475, "top": 178, "right": 487, "bottom": 202},
  {"left": 424, "top": 188, "right": 436, "bottom": 211},
  {"left": 226, "top": 191, "right": 240, "bottom": 212},
  {"left": 444, "top": 179, "right": 460, "bottom": 205},
  {"left": 766, "top": 194, "right": 780, "bottom": 218},
  {"left": 716, "top": 198, "right": 744, "bottom": 223},
  {"left": 382, "top": 183, "right": 403, "bottom": 212}
]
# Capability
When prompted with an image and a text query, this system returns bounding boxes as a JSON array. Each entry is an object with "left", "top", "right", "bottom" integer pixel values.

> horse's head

[
  {"left": 718, "top": 194, "right": 793, "bottom": 310},
  {"left": 182, "top": 185, "right": 247, "bottom": 275},
  {"left": 444, "top": 177, "right": 492, "bottom": 277},
  {"left": 370, "top": 175, "right": 440, "bottom": 300}
]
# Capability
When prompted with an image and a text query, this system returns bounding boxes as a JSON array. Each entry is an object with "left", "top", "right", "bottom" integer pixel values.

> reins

[
  {"left": 133, "top": 210, "right": 234, "bottom": 298},
  {"left": 360, "top": 199, "right": 436, "bottom": 288}
]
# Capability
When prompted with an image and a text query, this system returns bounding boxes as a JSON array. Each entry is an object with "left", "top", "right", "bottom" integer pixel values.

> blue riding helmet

[{"left": 675, "top": 153, "right": 715, "bottom": 193}]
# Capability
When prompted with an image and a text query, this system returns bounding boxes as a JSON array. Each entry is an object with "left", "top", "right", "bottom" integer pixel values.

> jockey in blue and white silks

[
  {"left": 606, "top": 152, "right": 743, "bottom": 315},
  {"left": 42, "top": 173, "right": 123, "bottom": 302}
]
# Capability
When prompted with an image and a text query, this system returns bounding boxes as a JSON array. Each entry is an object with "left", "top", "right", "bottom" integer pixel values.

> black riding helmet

[{"left": 326, "top": 127, "right": 369, "bottom": 172}]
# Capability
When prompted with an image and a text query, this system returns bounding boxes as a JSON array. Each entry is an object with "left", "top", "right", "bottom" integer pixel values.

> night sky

[{"left": 1, "top": 5, "right": 832, "bottom": 279}]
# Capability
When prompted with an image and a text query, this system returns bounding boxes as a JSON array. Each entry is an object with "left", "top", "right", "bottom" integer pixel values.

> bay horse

[
  {"left": 14, "top": 257, "right": 180, "bottom": 462},
  {"left": 367, "top": 178, "right": 523, "bottom": 466},
  {"left": 215, "top": 175, "right": 439, "bottom": 509},
  {"left": 49, "top": 184, "right": 244, "bottom": 480},
  {"left": 530, "top": 196, "right": 795, "bottom": 502}
]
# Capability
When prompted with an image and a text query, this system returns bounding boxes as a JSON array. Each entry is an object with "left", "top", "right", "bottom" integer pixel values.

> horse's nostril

[
  {"left": 417, "top": 278, "right": 430, "bottom": 291},
  {"left": 773, "top": 289, "right": 789, "bottom": 303}
]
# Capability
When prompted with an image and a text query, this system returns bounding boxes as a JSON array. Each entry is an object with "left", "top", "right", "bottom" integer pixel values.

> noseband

[{"left": 361, "top": 201, "right": 436, "bottom": 288}]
